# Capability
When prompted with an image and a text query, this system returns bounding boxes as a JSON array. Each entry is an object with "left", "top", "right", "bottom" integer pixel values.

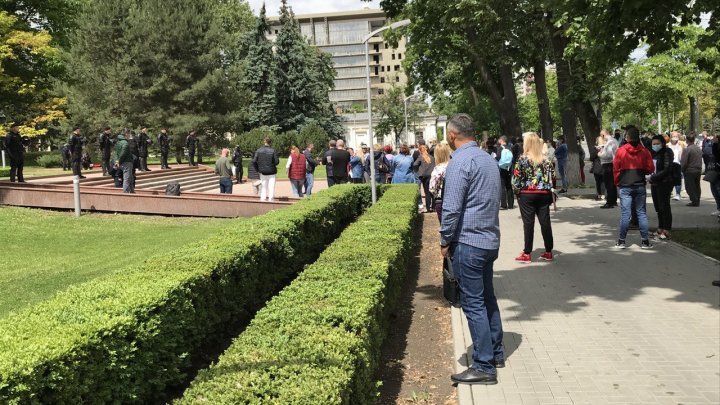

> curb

[{"left": 665, "top": 239, "right": 720, "bottom": 266}]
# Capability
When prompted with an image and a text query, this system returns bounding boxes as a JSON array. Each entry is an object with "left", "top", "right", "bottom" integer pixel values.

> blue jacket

[
  {"left": 391, "top": 154, "right": 417, "bottom": 184},
  {"left": 350, "top": 155, "right": 364, "bottom": 178},
  {"left": 555, "top": 143, "right": 568, "bottom": 162}
]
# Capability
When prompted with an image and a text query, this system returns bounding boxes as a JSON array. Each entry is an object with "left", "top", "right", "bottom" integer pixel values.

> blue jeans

[
  {"left": 557, "top": 159, "right": 568, "bottom": 189},
  {"left": 450, "top": 243, "right": 503, "bottom": 373},
  {"left": 618, "top": 185, "right": 649, "bottom": 241},
  {"left": 219, "top": 177, "right": 233, "bottom": 194},
  {"left": 305, "top": 172, "right": 314, "bottom": 196}
]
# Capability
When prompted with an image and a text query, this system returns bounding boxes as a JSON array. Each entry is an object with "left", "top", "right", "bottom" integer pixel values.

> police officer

[
  {"left": 158, "top": 128, "right": 171, "bottom": 169},
  {"left": 98, "top": 126, "right": 114, "bottom": 176},
  {"left": 232, "top": 145, "right": 244, "bottom": 184},
  {"left": 4, "top": 121, "right": 26, "bottom": 182},
  {"left": 69, "top": 126, "right": 85, "bottom": 179},
  {"left": 60, "top": 143, "right": 71, "bottom": 171},
  {"left": 126, "top": 129, "right": 139, "bottom": 190},
  {"left": 186, "top": 131, "right": 198, "bottom": 166},
  {"left": 137, "top": 126, "right": 152, "bottom": 171}
]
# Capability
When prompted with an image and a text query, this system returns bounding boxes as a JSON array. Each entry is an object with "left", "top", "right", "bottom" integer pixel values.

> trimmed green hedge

[
  {"left": 0, "top": 185, "right": 371, "bottom": 404},
  {"left": 0, "top": 167, "right": 9, "bottom": 177},
  {"left": 178, "top": 185, "right": 420, "bottom": 404}
]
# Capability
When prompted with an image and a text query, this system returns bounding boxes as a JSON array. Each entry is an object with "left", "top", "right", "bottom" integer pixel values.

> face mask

[{"left": 652, "top": 145, "right": 662, "bottom": 152}]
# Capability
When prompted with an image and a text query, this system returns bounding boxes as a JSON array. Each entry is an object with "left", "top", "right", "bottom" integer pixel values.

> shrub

[
  {"left": 178, "top": 185, "right": 420, "bottom": 404},
  {"left": 0, "top": 185, "right": 372, "bottom": 404},
  {"left": 232, "top": 127, "right": 275, "bottom": 157},
  {"left": 0, "top": 167, "right": 9, "bottom": 178},
  {"left": 297, "top": 123, "right": 330, "bottom": 156},
  {"left": 36, "top": 153, "right": 65, "bottom": 168}
]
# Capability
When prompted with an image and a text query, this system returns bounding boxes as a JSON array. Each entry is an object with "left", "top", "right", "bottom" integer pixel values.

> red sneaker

[
  {"left": 515, "top": 252, "right": 531, "bottom": 263},
  {"left": 540, "top": 251, "right": 554, "bottom": 262}
]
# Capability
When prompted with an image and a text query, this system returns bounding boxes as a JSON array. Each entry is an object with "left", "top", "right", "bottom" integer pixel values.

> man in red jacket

[{"left": 613, "top": 125, "right": 655, "bottom": 249}]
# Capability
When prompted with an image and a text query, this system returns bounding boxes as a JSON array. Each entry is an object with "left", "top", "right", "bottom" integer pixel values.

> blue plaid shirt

[{"left": 439, "top": 141, "right": 501, "bottom": 249}]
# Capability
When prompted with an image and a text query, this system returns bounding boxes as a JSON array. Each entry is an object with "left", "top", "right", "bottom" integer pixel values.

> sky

[{"left": 248, "top": 0, "right": 381, "bottom": 16}]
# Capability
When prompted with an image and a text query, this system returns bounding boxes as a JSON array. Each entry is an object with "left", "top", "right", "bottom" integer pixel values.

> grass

[
  {"left": 0, "top": 207, "right": 232, "bottom": 317},
  {"left": 0, "top": 157, "right": 329, "bottom": 180},
  {"left": 672, "top": 228, "right": 720, "bottom": 261}
]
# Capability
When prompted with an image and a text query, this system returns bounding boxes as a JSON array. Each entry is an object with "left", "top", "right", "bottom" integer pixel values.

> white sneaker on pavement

[{"left": 712, "top": 210, "right": 720, "bottom": 216}]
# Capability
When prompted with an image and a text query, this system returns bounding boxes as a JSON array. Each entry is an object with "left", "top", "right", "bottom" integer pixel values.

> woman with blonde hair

[
  {"left": 512, "top": 132, "right": 556, "bottom": 263},
  {"left": 414, "top": 144, "right": 436, "bottom": 212},
  {"left": 429, "top": 143, "right": 451, "bottom": 222}
]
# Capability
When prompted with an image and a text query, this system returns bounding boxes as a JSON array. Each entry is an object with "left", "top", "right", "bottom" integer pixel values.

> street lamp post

[{"left": 363, "top": 19, "right": 411, "bottom": 204}]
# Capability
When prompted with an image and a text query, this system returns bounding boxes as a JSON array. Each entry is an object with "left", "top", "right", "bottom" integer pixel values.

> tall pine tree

[{"left": 243, "top": 3, "right": 277, "bottom": 128}]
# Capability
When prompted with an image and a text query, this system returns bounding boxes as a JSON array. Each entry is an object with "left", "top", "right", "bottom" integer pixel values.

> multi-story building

[{"left": 267, "top": 8, "right": 408, "bottom": 111}]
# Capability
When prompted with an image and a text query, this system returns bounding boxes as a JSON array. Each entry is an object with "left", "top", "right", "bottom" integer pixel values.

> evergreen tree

[{"left": 243, "top": 3, "right": 277, "bottom": 128}]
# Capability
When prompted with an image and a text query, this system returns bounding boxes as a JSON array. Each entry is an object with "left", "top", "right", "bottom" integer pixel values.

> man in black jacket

[
  {"left": 4, "top": 121, "right": 26, "bottom": 182},
  {"left": 232, "top": 145, "right": 244, "bottom": 184},
  {"left": 137, "top": 127, "right": 152, "bottom": 171},
  {"left": 60, "top": 143, "right": 70, "bottom": 171},
  {"left": 186, "top": 131, "right": 198, "bottom": 166},
  {"left": 326, "top": 139, "right": 351, "bottom": 185},
  {"left": 158, "top": 128, "right": 171, "bottom": 169},
  {"left": 69, "top": 126, "right": 85, "bottom": 179},
  {"left": 303, "top": 143, "right": 318, "bottom": 195},
  {"left": 98, "top": 127, "right": 114, "bottom": 176},
  {"left": 252, "top": 137, "right": 279, "bottom": 201},
  {"left": 322, "top": 140, "right": 336, "bottom": 187}
]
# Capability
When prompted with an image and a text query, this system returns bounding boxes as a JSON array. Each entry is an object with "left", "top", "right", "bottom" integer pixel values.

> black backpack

[
  {"left": 166, "top": 181, "right": 181, "bottom": 196},
  {"left": 377, "top": 155, "right": 390, "bottom": 173}
]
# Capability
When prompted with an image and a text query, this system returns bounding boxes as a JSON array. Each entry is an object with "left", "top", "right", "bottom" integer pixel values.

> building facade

[{"left": 268, "top": 9, "right": 408, "bottom": 111}]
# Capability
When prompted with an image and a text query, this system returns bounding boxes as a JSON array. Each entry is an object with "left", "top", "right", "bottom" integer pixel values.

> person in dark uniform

[
  {"left": 158, "top": 128, "right": 171, "bottom": 169},
  {"left": 69, "top": 126, "right": 85, "bottom": 179},
  {"left": 186, "top": 131, "right": 197, "bottom": 166},
  {"left": 137, "top": 126, "right": 152, "bottom": 171},
  {"left": 4, "top": 121, "right": 26, "bottom": 182},
  {"left": 126, "top": 129, "right": 139, "bottom": 190},
  {"left": 232, "top": 145, "right": 244, "bottom": 183},
  {"left": 98, "top": 126, "right": 114, "bottom": 176},
  {"left": 60, "top": 143, "right": 71, "bottom": 171}
]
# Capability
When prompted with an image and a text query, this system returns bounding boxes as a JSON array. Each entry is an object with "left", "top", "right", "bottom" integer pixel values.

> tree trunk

[
  {"left": 534, "top": 59, "right": 554, "bottom": 141},
  {"left": 689, "top": 96, "right": 700, "bottom": 134},
  {"left": 575, "top": 100, "right": 600, "bottom": 160}
]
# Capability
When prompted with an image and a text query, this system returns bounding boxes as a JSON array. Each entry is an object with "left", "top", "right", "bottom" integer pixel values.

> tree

[
  {"left": 244, "top": 3, "right": 276, "bottom": 128},
  {"left": 374, "top": 83, "right": 427, "bottom": 145},
  {"left": 65, "top": 0, "right": 254, "bottom": 145},
  {"left": 0, "top": 10, "right": 66, "bottom": 138}
]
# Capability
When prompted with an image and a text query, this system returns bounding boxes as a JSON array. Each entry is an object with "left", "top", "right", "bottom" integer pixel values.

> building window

[
  {"left": 274, "top": 30, "right": 278, "bottom": 34},
  {"left": 381, "top": 77, "right": 385, "bottom": 83},
  {"left": 374, "top": 66, "right": 379, "bottom": 75},
  {"left": 373, "top": 55, "right": 379, "bottom": 63},
  {"left": 395, "top": 76, "right": 400, "bottom": 82},
  {"left": 327, "top": 21, "right": 368, "bottom": 45},
  {"left": 374, "top": 44, "right": 379, "bottom": 52},
  {"left": 398, "top": 53, "right": 402, "bottom": 59},
  {"left": 378, "top": 89, "right": 385, "bottom": 95},
  {"left": 392, "top": 54, "right": 396, "bottom": 60},
  {"left": 381, "top": 66, "right": 385, "bottom": 72},
  {"left": 394, "top": 65, "right": 400, "bottom": 71},
  {"left": 384, "top": 42, "right": 388, "bottom": 48}
]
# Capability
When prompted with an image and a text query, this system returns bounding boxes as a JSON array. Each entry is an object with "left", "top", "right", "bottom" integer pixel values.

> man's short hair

[
  {"left": 447, "top": 113, "right": 476, "bottom": 139},
  {"left": 499, "top": 135, "right": 508, "bottom": 144},
  {"left": 417, "top": 139, "right": 426, "bottom": 146},
  {"left": 624, "top": 125, "right": 640, "bottom": 142},
  {"left": 336, "top": 139, "right": 345, "bottom": 148},
  {"left": 264, "top": 137, "right": 272, "bottom": 146},
  {"left": 686, "top": 134, "right": 696, "bottom": 144},
  {"left": 329, "top": 140, "right": 337, "bottom": 147},
  {"left": 104, "top": 126, "right": 111, "bottom": 131}
]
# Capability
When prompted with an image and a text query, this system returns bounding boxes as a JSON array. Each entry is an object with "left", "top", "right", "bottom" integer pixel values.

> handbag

[
  {"left": 443, "top": 257, "right": 461, "bottom": 307},
  {"left": 703, "top": 169, "right": 719, "bottom": 183}
]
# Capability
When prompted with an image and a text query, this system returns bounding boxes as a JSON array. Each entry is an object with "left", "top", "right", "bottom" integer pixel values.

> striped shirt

[{"left": 439, "top": 141, "right": 501, "bottom": 249}]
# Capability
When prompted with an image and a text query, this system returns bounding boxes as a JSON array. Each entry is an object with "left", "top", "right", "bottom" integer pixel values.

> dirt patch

[{"left": 377, "top": 214, "right": 456, "bottom": 405}]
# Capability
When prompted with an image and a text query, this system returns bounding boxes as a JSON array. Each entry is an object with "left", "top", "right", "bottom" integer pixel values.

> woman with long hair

[
  {"left": 512, "top": 132, "right": 556, "bottom": 263},
  {"left": 383, "top": 144, "right": 395, "bottom": 184},
  {"left": 649, "top": 135, "right": 674, "bottom": 240},
  {"left": 285, "top": 145, "right": 307, "bottom": 197},
  {"left": 348, "top": 147, "right": 364, "bottom": 184},
  {"left": 391, "top": 144, "right": 417, "bottom": 184},
  {"left": 591, "top": 133, "right": 606, "bottom": 201},
  {"left": 429, "top": 144, "right": 451, "bottom": 222},
  {"left": 415, "top": 144, "right": 436, "bottom": 212}
]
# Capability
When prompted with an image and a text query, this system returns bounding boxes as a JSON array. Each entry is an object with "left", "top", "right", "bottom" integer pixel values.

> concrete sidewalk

[{"left": 452, "top": 189, "right": 720, "bottom": 404}]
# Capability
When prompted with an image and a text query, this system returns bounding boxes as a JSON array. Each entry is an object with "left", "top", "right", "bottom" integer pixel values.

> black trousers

[
  {"left": 234, "top": 164, "right": 243, "bottom": 183},
  {"left": 102, "top": 153, "right": 111, "bottom": 176},
  {"left": 334, "top": 176, "right": 349, "bottom": 185},
  {"left": 651, "top": 182, "right": 673, "bottom": 230},
  {"left": 327, "top": 175, "right": 335, "bottom": 187},
  {"left": 684, "top": 172, "right": 701, "bottom": 205},
  {"left": 602, "top": 163, "right": 617, "bottom": 206},
  {"left": 351, "top": 178, "right": 363, "bottom": 184},
  {"left": 594, "top": 173, "right": 604, "bottom": 196},
  {"left": 9, "top": 158, "right": 24, "bottom": 182},
  {"left": 175, "top": 151, "right": 182, "bottom": 165},
  {"left": 188, "top": 151, "right": 196, "bottom": 166},
  {"left": 62, "top": 156, "right": 70, "bottom": 171},
  {"left": 419, "top": 175, "right": 432, "bottom": 209},
  {"left": 499, "top": 169, "right": 514, "bottom": 208},
  {"left": 72, "top": 158, "right": 82, "bottom": 177},
  {"left": 160, "top": 151, "right": 169, "bottom": 169},
  {"left": 518, "top": 193, "right": 554, "bottom": 254}
]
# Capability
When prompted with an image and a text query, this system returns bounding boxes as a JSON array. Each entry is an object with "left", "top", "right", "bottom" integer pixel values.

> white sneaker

[
  {"left": 673, "top": 195, "right": 681, "bottom": 201},
  {"left": 712, "top": 210, "right": 720, "bottom": 216}
]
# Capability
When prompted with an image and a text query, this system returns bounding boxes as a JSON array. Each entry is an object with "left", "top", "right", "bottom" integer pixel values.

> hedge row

[
  {"left": 178, "top": 185, "right": 420, "bottom": 404},
  {"left": 0, "top": 185, "right": 372, "bottom": 404}
]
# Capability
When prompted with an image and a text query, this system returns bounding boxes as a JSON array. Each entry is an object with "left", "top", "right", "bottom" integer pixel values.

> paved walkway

[{"left": 452, "top": 183, "right": 720, "bottom": 404}]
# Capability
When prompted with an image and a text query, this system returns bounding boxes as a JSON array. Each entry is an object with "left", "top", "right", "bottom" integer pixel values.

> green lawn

[
  {"left": 672, "top": 228, "right": 720, "bottom": 261},
  {"left": 0, "top": 207, "right": 232, "bottom": 317}
]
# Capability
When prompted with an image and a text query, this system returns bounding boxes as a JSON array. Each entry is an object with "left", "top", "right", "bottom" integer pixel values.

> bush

[
  {"left": 0, "top": 167, "right": 9, "bottom": 178},
  {"left": 297, "top": 123, "right": 330, "bottom": 156},
  {"left": 36, "top": 153, "right": 65, "bottom": 168},
  {"left": 0, "top": 185, "right": 372, "bottom": 404},
  {"left": 178, "top": 185, "right": 420, "bottom": 404},
  {"left": 232, "top": 127, "right": 275, "bottom": 157}
]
